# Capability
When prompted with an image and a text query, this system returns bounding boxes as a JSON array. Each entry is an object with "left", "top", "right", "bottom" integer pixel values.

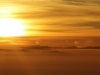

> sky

[
  {"left": 0, "top": 0, "right": 100, "bottom": 47},
  {"left": 0, "top": 0, "right": 100, "bottom": 36}
]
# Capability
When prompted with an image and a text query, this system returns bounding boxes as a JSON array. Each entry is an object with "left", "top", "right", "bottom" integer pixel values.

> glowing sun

[{"left": 0, "top": 18, "right": 25, "bottom": 37}]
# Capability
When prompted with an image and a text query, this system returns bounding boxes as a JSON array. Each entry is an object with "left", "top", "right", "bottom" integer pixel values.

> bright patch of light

[{"left": 0, "top": 18, "right": 25, "bottom": 37}]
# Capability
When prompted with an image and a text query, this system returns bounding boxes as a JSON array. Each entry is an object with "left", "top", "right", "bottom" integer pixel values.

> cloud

[
  {"left": 1, "top": 0, "right": 100, "bottom": 36},
  {"left": 74, "top": 21, "right": 100, "bottom": 29},
  {"left": 26, "top": 29, "right": 73, "bottom": 32},
  {"left": 13, "top": 0, "right": 100, "bottom": 30},
  {"left": 16, "top": 5, "right": 100, "bottom": 18}
]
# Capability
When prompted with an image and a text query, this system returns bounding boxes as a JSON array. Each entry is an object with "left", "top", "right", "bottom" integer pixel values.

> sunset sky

[
  {"left": 0, "top": 1, "right": 100, "bottom": 75},
  {"left": 0, "top": 0, "right": 100, "bottom": 36},
  {"left": 0, "top": 0, "right": 100, "bottom": 47}
]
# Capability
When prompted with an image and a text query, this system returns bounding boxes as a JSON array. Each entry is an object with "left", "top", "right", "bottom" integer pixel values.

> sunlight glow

[
  {"left": 0, "top": 6, "right": 38, "bottom": 37},
  {"left": 0, "top": 6, "right": 13, "bottom": 18},
  {"left": 0, "top": 18, "right": 25, "bottom": 37}
]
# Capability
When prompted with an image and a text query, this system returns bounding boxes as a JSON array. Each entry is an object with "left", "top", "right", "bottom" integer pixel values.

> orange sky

[{"left": 0, "top": 0, "right": 100, "bottom": 36}]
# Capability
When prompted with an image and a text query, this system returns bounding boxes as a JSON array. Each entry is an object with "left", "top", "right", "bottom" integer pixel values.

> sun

[
  {"left": 0, "top": 6, "right": 26, "bottom": 37},
  {"left": 0, "top": 18, "right": 25, "bottom": 37}
]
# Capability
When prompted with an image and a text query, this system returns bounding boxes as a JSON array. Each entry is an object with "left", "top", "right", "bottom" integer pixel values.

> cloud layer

[{"left": 0, "top": 0, "right": 100, "bottom": 36}]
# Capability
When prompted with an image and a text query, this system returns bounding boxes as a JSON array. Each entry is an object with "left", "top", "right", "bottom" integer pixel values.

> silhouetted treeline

[
  {"left": 25, "top": 45, "right": 51, "bottom": 50},
  {"left": 52, "top": 46, "right": 100, "bottom": 49},
  {"left": 65, "top": 46, "right": 100, "bottom": 49},
  {"left": 23, "top": 45, "right": 100, "bottom": 50},
  {"left": 83, "top": 46, "right": 100, "bottom": 49}
]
